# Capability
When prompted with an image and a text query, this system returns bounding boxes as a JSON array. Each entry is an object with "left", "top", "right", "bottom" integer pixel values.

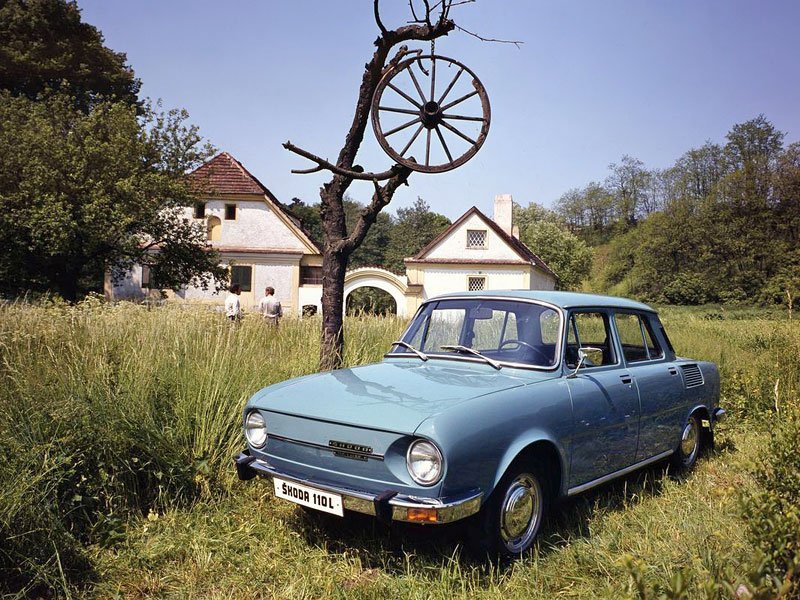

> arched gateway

[{"left": 343, "top": 267, "right": 418, "bottom": 318}]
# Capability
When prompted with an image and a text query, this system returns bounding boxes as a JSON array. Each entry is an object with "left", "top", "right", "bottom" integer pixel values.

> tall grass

[{"left": 0, "top": 300, "right": 797, "bottom": 597}]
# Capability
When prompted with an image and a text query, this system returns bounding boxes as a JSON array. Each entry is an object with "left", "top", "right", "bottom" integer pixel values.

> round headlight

[
  {"left": 406, "top": 439, "right": 443, "bottom": 486},
  {"left": 245, "top": 411, "right": 268, "bottom": 448}
]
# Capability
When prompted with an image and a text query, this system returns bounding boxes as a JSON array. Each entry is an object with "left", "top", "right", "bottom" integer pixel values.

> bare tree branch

[
  {"left": 342, "top": 167, "right": 413, "bottom": 254},
  {"left": 373, "top": 0, "right": 388, "bottom": 35},
  {"left": 283, "top": 141, "right": 401, "bottom": 181},
  {"left": 455, "top": 23, "right": 523, "bottom": 48}
]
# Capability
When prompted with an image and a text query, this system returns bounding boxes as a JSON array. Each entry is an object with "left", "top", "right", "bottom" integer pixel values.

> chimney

[{"left": 494, "top": 194, "right": 513, "bottom": 236}]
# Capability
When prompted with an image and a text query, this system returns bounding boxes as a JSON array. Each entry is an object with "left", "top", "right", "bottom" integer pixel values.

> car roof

[{"left": 428, "top": 290, "right": 656, "bottom": 313}]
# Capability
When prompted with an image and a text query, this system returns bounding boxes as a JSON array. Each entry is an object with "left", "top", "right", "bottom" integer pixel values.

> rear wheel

[
  {"left": 670, "top": 414, "right": 701, "bottom": 472},
  {"left": 468, "top": 464, "right": 548, "bottom": 558}
]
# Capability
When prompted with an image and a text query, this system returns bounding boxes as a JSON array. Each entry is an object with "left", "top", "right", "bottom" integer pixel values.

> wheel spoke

[
  {"left": 437, "top": 67, "right": 464, "bottom": 105},
  {"left": 400, "top": 124, "right": 424, "bottom": 157},
  {"left": 387, "top": 82, "right": 421, "bottom": 109},
  {"left": 440, "top": 119, "right": 476, "bottom": 146},
  {"left": 384, "top": 117, "right": 421, "bottom": 137},
  {"left": 442, "top": 113, "right": 486, "bottom": 122},
  {"left": 405, "top": 64, "right": 428, "bottom": 104},
  {"left": 441, "top": 89, "right": 478, "bottom": 112},
  {"left": 425, "top": 129, "right": 432, "bottom": 166},
  {"left": 434, "top": 126, "right": 453, "bottom": 163},
  {"left": 379, "top": 105, "right": 419, "bottom": 116}
]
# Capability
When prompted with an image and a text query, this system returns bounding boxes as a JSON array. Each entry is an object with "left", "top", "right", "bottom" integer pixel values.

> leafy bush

[{"left": 739, "top": 408, "right": 800, "bottom": 596}]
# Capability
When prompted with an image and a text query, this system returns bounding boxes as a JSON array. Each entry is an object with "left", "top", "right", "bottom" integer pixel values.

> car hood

[{"left": 247, "top": 359, "right": 557, "bottom": 434}]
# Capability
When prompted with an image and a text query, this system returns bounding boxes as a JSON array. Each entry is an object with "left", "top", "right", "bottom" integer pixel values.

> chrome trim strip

[
  {"left": 566, "top": 449, "right": 674, "bottom": 496},
  {"left": 245, "top": 456, "right": 483, "bottom": 523},
  {"left": 270, "top": 433, "right": 385, "bottom": 461}
]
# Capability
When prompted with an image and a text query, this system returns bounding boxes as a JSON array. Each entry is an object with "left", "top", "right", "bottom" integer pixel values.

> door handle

[
  {"left": 668, "top": 367, "right": 678, "bottom": 376},
  {"left": 620, "top": 375, "right": 633, "bottom": 385}
]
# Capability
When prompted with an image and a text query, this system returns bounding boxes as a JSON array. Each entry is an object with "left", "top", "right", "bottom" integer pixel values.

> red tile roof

[{"left": 188, "top": 152, "right": 268, "bottom": 195}]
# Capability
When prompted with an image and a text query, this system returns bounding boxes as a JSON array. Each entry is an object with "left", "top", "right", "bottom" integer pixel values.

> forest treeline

[{"left": 548, "top": 116, "right": 799, "bottom": 305}]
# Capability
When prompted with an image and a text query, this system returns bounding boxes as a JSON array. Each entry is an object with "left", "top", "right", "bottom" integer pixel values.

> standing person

[
  {"left": 225, "top": 283, "right": 242, "bottom": 324},
  {"left": 258, "top": 286, "right": 283, "bottom": 326}
]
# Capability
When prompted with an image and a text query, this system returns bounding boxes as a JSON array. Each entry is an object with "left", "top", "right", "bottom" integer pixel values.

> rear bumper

[{"left": 235, "top": 451, "right": 482, "bottom": 524}]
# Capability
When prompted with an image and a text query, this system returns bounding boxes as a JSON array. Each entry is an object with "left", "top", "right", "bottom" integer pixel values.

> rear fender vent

[{"left": 680, "top": 364, "right": 704, "bottom": 388}]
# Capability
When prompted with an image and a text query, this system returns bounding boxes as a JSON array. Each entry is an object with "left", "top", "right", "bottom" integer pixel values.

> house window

[
  {"left": 225, "top": 203, "right": 237, "bottom": 220},
  {"left": 141, "top": 265, "right": 152, "bottom": 288},
  {"left": 468, "top": 276, "right": 486, "bottom": 292},
  {"left": 207, "top": 216, "right": 222, "bottom": 241},
  {"left": 193, "top": 202, "right": 206, "bottom": 218},
  {"left": 467, "top": 229, "right": 487, "bottom": 248},
  {"left": 300, "top": 266, "right": 323, "bottom": 285},
  {"left": 231, "top": 265, "right": 252, "bottom": 292}
]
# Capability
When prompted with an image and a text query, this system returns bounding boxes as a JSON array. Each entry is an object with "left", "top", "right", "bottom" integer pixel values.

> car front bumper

[{"left": 235, "top": 451, "right": 483, "bottom": 525}]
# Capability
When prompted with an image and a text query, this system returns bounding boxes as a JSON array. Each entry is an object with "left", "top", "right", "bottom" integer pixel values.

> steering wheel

[{"left": 498, "top": 339, "right": 550, "bottom": 364}]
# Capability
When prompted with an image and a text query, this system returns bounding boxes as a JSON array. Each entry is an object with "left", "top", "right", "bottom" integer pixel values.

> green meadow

[{"left": 1, "top": 300, "right": 798, "bottom": 598}]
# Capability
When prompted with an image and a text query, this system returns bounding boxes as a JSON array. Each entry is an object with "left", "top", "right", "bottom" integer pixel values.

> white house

[
  {"left": 110, "top": 152, "right": 323, "bottom": 315},
  {"left": 402, "top": 194, "right": 556, "bottom": 307},
  {"left": 111, "top": 154, "right": 555, "bottom": 317}
]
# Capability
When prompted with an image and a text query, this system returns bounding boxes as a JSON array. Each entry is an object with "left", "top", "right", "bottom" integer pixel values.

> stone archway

[{"left": 343, "top": 267, "right": 410, "bottom": 317}]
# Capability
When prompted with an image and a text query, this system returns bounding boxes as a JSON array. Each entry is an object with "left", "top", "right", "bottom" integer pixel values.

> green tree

[
  {"left": 514, "top": 203, "right": 592, "bottom": 290},
  {"left": 0, "top": 92, "right": 224, "bottom": 300},
  {"left": 0, "top": 0, "right": 140, "bottom": 110},
  {"left": 384, "top": 197, "right": 450, "bottom": 272}
]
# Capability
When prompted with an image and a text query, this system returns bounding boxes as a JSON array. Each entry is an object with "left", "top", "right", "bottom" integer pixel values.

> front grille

[{"left": 680, "top": 364, "right": 704, "bottom": 388}]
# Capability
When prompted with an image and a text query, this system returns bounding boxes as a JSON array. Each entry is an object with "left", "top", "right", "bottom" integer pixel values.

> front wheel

[
  {"left": 468, "top": 464, "right": 548, "bottom": 558},
  {"left": 670, "top": 414, "right": 702, "bottom": 473}
]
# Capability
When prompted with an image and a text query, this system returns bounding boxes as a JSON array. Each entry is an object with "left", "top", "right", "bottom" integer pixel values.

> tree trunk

[{"left": 319, "top": 248, "right": 348, "bottom": 370}]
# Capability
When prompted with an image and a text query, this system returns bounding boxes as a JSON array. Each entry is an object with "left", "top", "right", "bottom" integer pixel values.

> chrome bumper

[
  {"left": 235, "top": 451, "right": 482, "bottom": 524},
  {"left": 713, "top": 407, "right": 727, "bottom": 423}
]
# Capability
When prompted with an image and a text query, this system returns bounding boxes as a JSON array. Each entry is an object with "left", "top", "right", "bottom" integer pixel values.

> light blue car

[{"left": 235, "top": 291, "right": 724, "bottom": 557}]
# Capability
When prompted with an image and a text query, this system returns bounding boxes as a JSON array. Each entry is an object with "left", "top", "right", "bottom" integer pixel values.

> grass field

[{"left": 1, "top": 300, "right": 798, "bottom": 598}]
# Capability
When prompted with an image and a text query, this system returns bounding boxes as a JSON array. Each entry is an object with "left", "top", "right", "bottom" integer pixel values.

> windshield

[{"left": 390, "top": 298, "right": 562, "bottom": 368}]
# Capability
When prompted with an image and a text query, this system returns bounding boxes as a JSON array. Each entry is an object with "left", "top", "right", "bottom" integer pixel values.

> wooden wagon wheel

[{"left": 371, "top": 54, "right": 491, "bottom": 174}]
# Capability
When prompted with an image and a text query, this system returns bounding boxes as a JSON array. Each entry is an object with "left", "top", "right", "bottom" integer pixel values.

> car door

[
  {"left": 613, "top": 311, "right": 685, "bottom": 461},
  {"left": 566, "top": 310, "right": 640, "bottom": 487}
]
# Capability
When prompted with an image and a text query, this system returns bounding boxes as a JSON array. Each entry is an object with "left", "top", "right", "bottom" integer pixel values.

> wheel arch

[{"left": 491, "top": 433, "right": 567, "bottom": 500}]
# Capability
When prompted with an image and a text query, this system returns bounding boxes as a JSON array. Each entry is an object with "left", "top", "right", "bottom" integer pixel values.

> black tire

[
  {"left": 468, "top": 463, "right": 549, "bottom": 559},
  {"left": 670, "top": 413, "right": 702, "bottom": 473}
]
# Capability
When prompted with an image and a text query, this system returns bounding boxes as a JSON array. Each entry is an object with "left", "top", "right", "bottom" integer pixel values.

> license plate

[{"left": 273, "top": 477, "right": 344, "bottom": 517}]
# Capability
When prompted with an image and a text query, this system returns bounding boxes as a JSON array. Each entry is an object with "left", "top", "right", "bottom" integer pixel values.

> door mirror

[{"left": 567, "top": 346, "right": 604, "bottom": 378}]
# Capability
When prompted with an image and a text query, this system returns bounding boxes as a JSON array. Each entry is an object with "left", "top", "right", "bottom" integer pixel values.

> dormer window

[
  {"left": 467, "top": 229, "right": 487, "bottom": 248},
  {"left": 193, "top": 202, "right": 206, "bottom": 218},
  {"left": 225, "top": 203, "right": 237, "bottom": 220}
]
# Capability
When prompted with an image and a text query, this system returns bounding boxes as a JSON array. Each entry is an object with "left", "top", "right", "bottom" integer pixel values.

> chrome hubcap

[
  {"left": 681, "top": 419, "right": 699, "bottom": 462},
  {"left": 500, "top": 474, "right": 541, "bottom": 553}
]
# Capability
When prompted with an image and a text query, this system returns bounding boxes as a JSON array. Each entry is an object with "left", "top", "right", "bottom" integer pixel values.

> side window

[
  {"left": 566, "top": 312, "right": 616, "bottom": 368},
  {"left": 642, "top": 318, "right": 664, "bottom": 359},
  {"left": 615, "top": 313, "right": 648, "bottom": 362}
]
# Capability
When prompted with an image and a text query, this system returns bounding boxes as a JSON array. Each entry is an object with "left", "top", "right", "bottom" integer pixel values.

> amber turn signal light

[{"left": 406, "top": 508, "right": 438, "bottom": 523}]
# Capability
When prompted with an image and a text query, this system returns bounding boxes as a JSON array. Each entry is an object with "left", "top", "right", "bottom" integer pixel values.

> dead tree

[{"left": 285, "top": 1, "right": 483, "bottom": 371}]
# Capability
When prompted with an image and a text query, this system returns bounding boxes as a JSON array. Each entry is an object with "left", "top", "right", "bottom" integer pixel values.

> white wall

[
  {"left": 298, "top": 285, "right": 322, "bottom": 315},
  {"left": 420, "top": 266, "right": 530, "bottom": 299},
  {"left": 425, "top": 213, "right": 520, "bottom": 262},
  {"left": 188, "top": 199, "right": 308, "bottom": 251}
]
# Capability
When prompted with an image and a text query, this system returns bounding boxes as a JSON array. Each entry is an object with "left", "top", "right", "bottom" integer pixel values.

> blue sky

[{"left": 78, "top": 1, "right": 800, "bottom": 220}]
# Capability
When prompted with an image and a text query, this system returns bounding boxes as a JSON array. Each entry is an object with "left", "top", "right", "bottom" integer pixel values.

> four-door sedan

[{"left": 235, "top": 291, "right": 724, "bottom": 557}]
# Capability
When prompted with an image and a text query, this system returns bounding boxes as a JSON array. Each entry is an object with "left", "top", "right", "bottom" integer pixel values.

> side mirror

[{"left": 567, "top": 346, "right": 604, "bottom": 378}]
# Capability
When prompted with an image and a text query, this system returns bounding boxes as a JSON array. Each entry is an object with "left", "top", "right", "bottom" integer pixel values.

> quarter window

[{"left": 466, "top": 229, "right": 487, "bottom": 248}]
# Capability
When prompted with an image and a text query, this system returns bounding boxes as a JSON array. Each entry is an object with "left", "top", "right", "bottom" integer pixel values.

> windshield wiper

[
  {"left": 440, "top": 345, "right": 502, "bottom": 370},
  {"left": 390, "top": 340, "right": 428, "bottom": 361}
]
